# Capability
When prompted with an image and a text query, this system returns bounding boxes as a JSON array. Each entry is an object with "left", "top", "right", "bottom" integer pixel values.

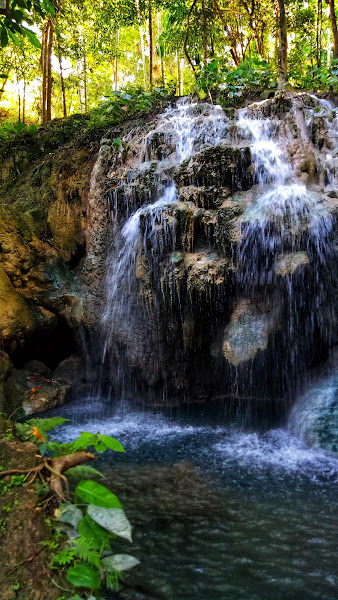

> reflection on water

[{"left": 51, "top": 397, "right": 338, "bottom": 600}]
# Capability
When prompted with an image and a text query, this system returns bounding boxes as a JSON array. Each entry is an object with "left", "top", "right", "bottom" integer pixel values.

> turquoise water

[{"left": 52, "top": 398, "right": 338, "bottom": 600}]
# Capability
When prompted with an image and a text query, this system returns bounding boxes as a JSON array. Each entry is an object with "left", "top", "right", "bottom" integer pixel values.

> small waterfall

[
  {"left": 224, "top": 97, "right": 336, "bottom": 401},
  {"left": 89, "top": 92, "right": 337, "bottom": 411},
  {"left": 96, "top": 99, "right": 229, "bottom": 398}
]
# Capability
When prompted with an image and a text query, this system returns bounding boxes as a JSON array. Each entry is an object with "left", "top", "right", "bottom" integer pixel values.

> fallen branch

[{"left": 0, "top": 451, "right": 97, "bottom": 500}]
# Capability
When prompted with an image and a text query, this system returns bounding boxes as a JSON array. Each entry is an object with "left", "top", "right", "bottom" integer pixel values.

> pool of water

[{"left": 51, "top": 398, "right": 338, "bottom": 600}]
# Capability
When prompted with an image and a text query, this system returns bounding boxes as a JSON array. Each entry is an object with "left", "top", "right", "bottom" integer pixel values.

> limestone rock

[
  {"left": 223, "top": 299, "right": 278, "bottom": 366},
  {"left": 274, "top": 252, "right": 310, "bottom": 276}
]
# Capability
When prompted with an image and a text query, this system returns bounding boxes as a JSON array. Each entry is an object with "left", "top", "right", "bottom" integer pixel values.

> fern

[
  {"left": 51, "top": 547, "right": 76, "bottom": 567},
  {"left": 70, "top": 537, "right": 101, "bottom": 569},
  {"left": 16, "top": 417, "right": 68, "bottom": 442},
  {"left": 65, "top": 465, "right": 104, "bottom": 479},
  {"left": 106, "top": 570, "right": 120, "bottom": 590}
]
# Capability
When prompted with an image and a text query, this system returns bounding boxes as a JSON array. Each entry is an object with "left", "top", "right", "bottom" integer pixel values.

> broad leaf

[
  {"left": 72, "top": 432, "right": 98, "bottom": 451},
  {"left": 87, "top": 505, "right": 132, "bottom": 542},
  {"left": 23, "top": 28, "right": 41, "bottom": 49},
  {"left": 1, "top": 28, "right": 8, "bottom": 48},
  {"left": 75, "top": 481, "right": 122, "bottom": 509},
  {"left": 78, "top": 514, "right": 114, "bottom": 547},
  {"left": 102, "top": 554, "right": 140, "bottom": 572},
  {"left": 66, "top": 564, "right": 100, "bottom": 589},
  {"left": 55, "top": 503, "right": 83, "bottom": 529},
  {"left": 99, "top": 435, "right": 124, "bottom": 452}
]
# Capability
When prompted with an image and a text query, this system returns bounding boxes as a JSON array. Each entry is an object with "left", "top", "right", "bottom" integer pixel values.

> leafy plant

[
  {"left": 196, "top": 58, "right": 276, "bottom": 104},
  {"left": 3, "top": 416, "right": 139, "bottom": 599}
]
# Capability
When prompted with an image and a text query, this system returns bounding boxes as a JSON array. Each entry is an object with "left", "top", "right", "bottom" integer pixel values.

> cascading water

[
  {"left": 87, "top": 92, "right": 337, "bottom": 410},
  {"left": 96, "top": 99, "right": 229, "bottom": 399},
  {"left": 226, "top": 98, "right": 336, "bottom": 401}
]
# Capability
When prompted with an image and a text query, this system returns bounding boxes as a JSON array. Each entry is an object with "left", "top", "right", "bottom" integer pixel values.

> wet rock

[
  {"left": 52, "top": 354, "right": 83, "bottom": 384},
  {"left": 274, "top": 252, "right": 310, "bottom": 276},
  {"left": 173, "top": 146, "right": 253, "bottom": 191},
  {"left": 289, "top": 371, "right": 338, "bottom": 455},
  {"left": 223, "top": 299, "right": 278, "bottom": 366},
  {"left": 5, "top": 360, "right": 70, "bottom": 416}
]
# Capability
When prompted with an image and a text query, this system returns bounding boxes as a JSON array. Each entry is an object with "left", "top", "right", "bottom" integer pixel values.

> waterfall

[
  {"left": 96, "top": 99, "right": 229, "bottom": 398},
  {"left": 91, "top": 92, "right": 337, "bottom": 411}
]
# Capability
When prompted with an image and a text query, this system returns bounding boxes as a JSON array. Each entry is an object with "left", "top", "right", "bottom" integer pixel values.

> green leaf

[
  {"left": 121, "top": 93, "right": 132, "bottom": 101},
  {"left": 99, "top": 436, "right": 124, "bottom": 452},
  {"left": 87, "top": 505, "right": 132, "bottom": 542},
  {"left": 94, "top": 440, "right": 107, "bottom": 453},
  {"left": 56, "top": 503, "right": 83, "bottom": 529},
  {"left": 7, "top": 30, "right": 20, "bottom": 46},
  {"left": 71, "top": 432, "right": 98, "bottom": 452},
  {"left": 66, "top": 564, "right": 101, "bottom": 589},
  {"left": 78, "top": 514, "right": 113, "bottom": 547},
  {"left": 102, "top": 554, "right": 140, "bottom": 572},
  {"left": 1, "top": 28, "right": 8, "bottom": 48},
  {"left": 43, "top": 0, "right": 55, "bottom": 17},
  {"left": 22, "top": 28, "right": 41, "bottom": 49},
  {"left": 75, "top": 481, "right": 122, "bottom": 509},
  {"left": 65, "top": 466, "right": 104, "bottom": 480}
]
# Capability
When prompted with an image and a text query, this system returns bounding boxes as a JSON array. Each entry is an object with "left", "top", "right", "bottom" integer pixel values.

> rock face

[
  {"left": 0, "top": 93, "right": 337, "bottom": 411},
  {"left": 84, "top": 93, "right": 337, "bottom": 406},
  {"left": 0, "top": 118, "right": 98, "bottom": 414}
]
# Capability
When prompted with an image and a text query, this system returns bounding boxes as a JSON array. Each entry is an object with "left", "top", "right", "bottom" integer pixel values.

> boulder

[{"left": 223, "top": 299, "right": 278, "bottom": 366}]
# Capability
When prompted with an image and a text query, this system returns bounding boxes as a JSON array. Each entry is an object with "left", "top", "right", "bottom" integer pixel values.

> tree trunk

[
  {"left": 139, "top": 26, "right": 147, "bottom": 89},
  {"left": 184, "top": 0, "right": 197, "bottom": 74},
  {"left": 23, "top": 77, "right": 26, "bottom": 124},
  {"left": 329, "top": 0, "right": 338, "bottom": 58},
  {"left": 176, "top": 52, "right": 180, "bottom": 95},
  {"left": 41, "top": 19, "right": 54, "bottom": 123},
  {"left": 277, "top": 0, "right": 287, "bottom": 88},
  {"left": 212, "top": 0, "right": 240, "bottom": 65},
  {"left": 149, "top": 5, "right": 153, "bottom": 91},
  {"left": 76, "top": 61, "right": 84, "bottom": 112},
  {"left": 157, "top": 13, "right": 165, "bottom": 87},
  {"left": 58, "top": 45, "right": 67, "bottom": 118},
  {"left": 316, "top": 0, "right": 322, "bottom": 67},
  {"left": 46, "top": 19, "right": 54, "bottom": 122},
  {"left": 83, "top": 50, "right": 88, "bottom": 112},
  {"left": 202, "top": 0, "right": 208, "bottom": 62},
  {"left": 41, "top": 25, "right": 48, "bottom": 123},
  {"left": 114, "top": 29, "right": 120, "bottom": 91},
  {"left": 180, "top": 58, "right": 184, "bottom": 95},
  {"left": 327, "top": 27, "right": 332, "bottom": 66}
]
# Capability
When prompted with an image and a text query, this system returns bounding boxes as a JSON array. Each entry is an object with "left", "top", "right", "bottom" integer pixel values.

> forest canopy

[{"left": 0, "top": 0, "right": 338, "bottom": 124}]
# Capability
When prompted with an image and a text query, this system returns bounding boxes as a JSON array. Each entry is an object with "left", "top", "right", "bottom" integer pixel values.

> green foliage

[
  {"left": 87, "top": 87, "right": 170, "bottom": 129},
  {"left": 67, "top": 564, "right": 101, "bottom": 590},
  {"left": 16, "top": 416, "right": 69, "bottom": 442},
  {"left": 65, "top": 466, "right": 104, "bottom": 480},
  {"left": 196, "top": 58, "right": 276, "bottom": 103},
  {"left": 296, "top": 59, "right": 338, "bottom": 92},
  {"left": 0, "top": 0, "right": 54, "bottom": 54},
  {"left": 75, "top": 480, "right": 122, "bottom": 509},
  {"left": 0, "top": 474, "right": 27, "bottom": 496}
]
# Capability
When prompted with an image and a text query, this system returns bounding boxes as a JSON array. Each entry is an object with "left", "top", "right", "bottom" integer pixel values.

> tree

[
  {"left": 276, "top": 0, "right": 288, "bottom": 86},
  {"left": 329, "top": 0, "right": 338, "bottom": 58}
]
